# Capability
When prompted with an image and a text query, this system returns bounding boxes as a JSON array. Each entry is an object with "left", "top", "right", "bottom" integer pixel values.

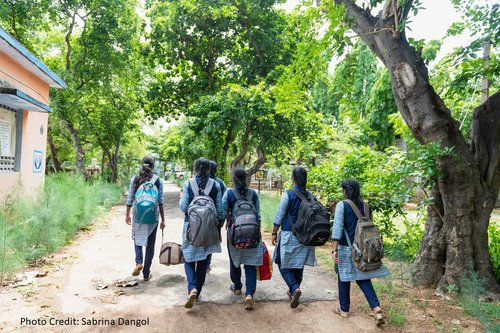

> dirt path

[{"left": 0, "top": 182, "right": 383, "bottom": 332}]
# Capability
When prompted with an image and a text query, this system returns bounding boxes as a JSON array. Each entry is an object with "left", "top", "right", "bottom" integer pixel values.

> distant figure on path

[
  {"left": 272, "top": 167, "right": 316, "bottom": 308},
  {"left": 179, "top": 157, "right": 224, "bottom": 309},
  {"left": 331, "top": 179, "right": 389, "bottom": 326},
  {"left": 222, "top": 168, "right": 262, "bottom": 310},
  {"left": 206, "top": 160, "right": 227, "bottom": 273},
  {"left": 125, "top": 156, "right": 165, "bottom": 281}
]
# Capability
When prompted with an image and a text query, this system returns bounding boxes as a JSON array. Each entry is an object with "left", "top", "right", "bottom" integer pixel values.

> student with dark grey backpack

[
  {"left": 179, "top": 157, "right": 224, "bottom": 309},
  {"left": 222, "top": 168, "right": 262, "bottom": 310}
]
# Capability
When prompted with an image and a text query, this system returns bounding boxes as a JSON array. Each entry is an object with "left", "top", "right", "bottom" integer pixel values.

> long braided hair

[
  {"left": 194, "top": 157, "right": 210, "bottom": 193},
  {"left": 133, "top": 156, "right": 155, "bottom": 193},
  {"left": 292, "top": 167, "right": 308, "bottom": 196},
  {"left": 232, "top": 168, "right": 247, "bottom": 197},
  {"left": 342, "top": 179, "right": 362, "bottom": 207}
]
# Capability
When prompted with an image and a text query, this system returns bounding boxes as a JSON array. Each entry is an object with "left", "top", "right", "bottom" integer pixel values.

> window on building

[{"left": 0, "top": 105, "right": 19, "bottom": 172}]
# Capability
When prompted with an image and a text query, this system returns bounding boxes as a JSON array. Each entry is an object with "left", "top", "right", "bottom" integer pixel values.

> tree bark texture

[
  {"left": 63, "top": 117, "right": 88, "bottom": 179},
  {"left": 245, "top": 148, "right": 266, "bottom": 186},
  {"left": 47, "top": 124, "right": 63, "bottom": 173},
  {"left": 333, "top": 0, "right": 500, "bottom": 291}
]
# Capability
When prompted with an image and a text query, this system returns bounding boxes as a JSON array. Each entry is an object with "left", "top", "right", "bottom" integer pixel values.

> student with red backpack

[
  {"left": 125, "top": 156, "right": 165, "bottom": 281},
  {"left": 331, "top": 179, "right": 389, "bottom": 326},
  {"left": 179, "top": 157, "right": 224, "bottom": 309},
  {"left": 222, "top": 168, "right": 262, "bottom": 310},
  {"left": 271, "top": 167, "right": 318, "bottom": 309}
]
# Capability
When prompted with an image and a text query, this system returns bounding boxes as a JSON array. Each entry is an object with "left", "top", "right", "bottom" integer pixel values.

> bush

[
  {"left": 259, "top": 193, "right": 281, "bottom": 232},
  {"left": 488, "top": 222, "right": 500, "bottom": 281},
  {"left": 0, "top": 173, "right": 121, "bottom": 278}
]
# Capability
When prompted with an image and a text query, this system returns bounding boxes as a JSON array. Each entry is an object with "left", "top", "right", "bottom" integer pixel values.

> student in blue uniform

[
  {"left": 331, "top": 179, "right": 389, "bottom": 326},
  {"left": 179, "top": 157, "right": 224, "bottom": 309},
  {"left": 125, "top": 156, "right": 165, "bottom": 281},
  {"left": 222, "top": 168, "right": 262, "bottom": 310},
  {"left": 206, "top": 160, "right": 227, "bottom": 273},
  {"left": 272, "top": 167, "right": 316, "bottom": 308}
]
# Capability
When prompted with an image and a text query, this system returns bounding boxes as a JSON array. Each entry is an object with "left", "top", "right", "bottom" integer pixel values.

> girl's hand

[
  {"left": 125, "top": 216, "right": 131, "bottom": 225},
  {"left": 333, "top": 250, "right": 339, "bottom": 264},
  {"left": 160, "top": 220, "right": 165, "bottom": 229},
  {"left": 271, "top": 234, "right": 277, "bottom": 246}
]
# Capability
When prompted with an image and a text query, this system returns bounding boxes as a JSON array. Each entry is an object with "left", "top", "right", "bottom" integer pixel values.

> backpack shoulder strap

[
  {"left": 203, "top": 178, "right": 215, "bottom": 195},
  {"left": 150, "top": 175, "right": 159, "bottom": 186},
  {"left": 291, "top": 188, "right": 308, "bottom": 201},
  {"left": 189, "top": 178, "right": 200, "bottom": 196},
  {"left": 344, "top": 199, "right": 364, "bottom": 220},
  {"left": 363, "top": 201, "right": 369, "bottom": 218},
  {"left": 231, "top": 188, "right": 242, "bottom": 201},
  {"left": 245, "top": 189, "right": 253, "bottom": 202}
]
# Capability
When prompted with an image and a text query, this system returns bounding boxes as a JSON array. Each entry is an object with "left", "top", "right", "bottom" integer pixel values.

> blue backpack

[{"left": 133, "top": 175, "right": 159, "bottom": 224}]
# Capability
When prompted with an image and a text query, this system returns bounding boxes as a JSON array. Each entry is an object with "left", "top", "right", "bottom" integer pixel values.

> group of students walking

[{"left": 125, "top": 156, "right": 389, "bottom": 326}]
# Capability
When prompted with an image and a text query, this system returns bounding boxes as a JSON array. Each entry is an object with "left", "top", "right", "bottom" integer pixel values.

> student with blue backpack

[
  {"left": 222, "top": 168, "right": 262, "bottom": 310},
  {"left": 271, "top": 167, "right": 318, "bottom": 309},
  {"left": 125, "top": 156, "right": 165, "bottom": 281},
  {"left": 179, "top": 157, "right": 224, "bottom": 309}
]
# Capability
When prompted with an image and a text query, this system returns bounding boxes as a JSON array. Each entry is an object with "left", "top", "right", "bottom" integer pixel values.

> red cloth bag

[{"left": 257, "top": 242, "right": 272, "bottom": 281}]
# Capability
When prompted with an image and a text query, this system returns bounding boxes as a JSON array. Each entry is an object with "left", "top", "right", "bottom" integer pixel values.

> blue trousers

[
  {"left": 338, "top": 275, "right": 380, "bottom": 312},
  {"left": 229, "top": 254, "right": 257, "bottom": 296},
  {"left": 278, "top": 267, "right": 303, "bottom": 294},
  {"left": 184, "top": 255, "right": 211, "bottom": 296},
  {"left": 134, "top": 226, "right": 157, "bottom": 278}
]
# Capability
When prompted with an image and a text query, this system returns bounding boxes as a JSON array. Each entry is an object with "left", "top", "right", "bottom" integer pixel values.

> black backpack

[
  {"left": 229, "top": 189, "right": 261, "bottom": 249},
  {"left": 291, "top": 189, "right": 331, "bottom": 246}
]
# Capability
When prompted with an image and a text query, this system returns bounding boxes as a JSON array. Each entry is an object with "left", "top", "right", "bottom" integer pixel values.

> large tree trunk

[
  {"left": 63, "top": 117, "right": 88, "bottom": 178},
  {"left": 245, "top": 148, "right": 266, "bottom": 185},
  {"left": 220, "top": 128, "right": 233, "bottom": 179},
  {"left": 230, "top": 123, "right": 252, "bottom": 170},
  {"left": 333, "top": 0, "right": 500, "bottom": 292},
  {"left": 47, "top": 124, "right": 63, "bottom": 173}
]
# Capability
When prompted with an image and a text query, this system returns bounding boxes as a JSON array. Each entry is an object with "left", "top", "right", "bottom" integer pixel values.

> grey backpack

[
  {"left": 344, "top": 200, "right": 384, "bottom": 272},
  {"left": 187, "top": 178, "right": 219, "bottom": 247}
]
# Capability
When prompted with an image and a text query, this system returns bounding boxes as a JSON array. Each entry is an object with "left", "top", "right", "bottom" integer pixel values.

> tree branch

[{"left": 231, "top": 123, "right": 252, "bottom": 169}]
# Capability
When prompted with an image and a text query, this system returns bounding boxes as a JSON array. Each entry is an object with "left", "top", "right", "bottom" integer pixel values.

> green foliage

[
  {"left": 362, "top": 69, "right": 398, "bottom": 150},
  {"left": 259, "top": 193, "right": 281, "bottom": 232},
  {"left": 452, "top": 273, "right": 500, "bottom": 333},
  {"left": 0, "top": 174, "right": 121, "bottom": 277},
  {"left": 385, "top": 212, "right": 425, "bottom": 262},
  {"left": 488, "top": 222, "right": 500, "bottom": 281},
  {"left": 309, "top": 140, "right": 411, "bottom": 238},
  {"left": 145, "top": 0, "right": 295, "bottom": 119},
  {"left": 448, "top": 1, "right": 499, "bottom": 62}
]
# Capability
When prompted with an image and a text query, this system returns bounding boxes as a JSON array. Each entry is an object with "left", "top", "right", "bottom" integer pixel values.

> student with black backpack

[
  {"left": 331, "top": 179, "right": 389, "bottom": 326},
  {"left": 125, "top": 156, "right": 165, "bottom": 282},
  {"left": 179, "top": 157, "right": 224, "bottom": 309},
  {"left": 222, "top": 168, "right": 262, "bottom": 310},
  {"left": 271, "top": 167, "right": 317, "bottom": 309}
]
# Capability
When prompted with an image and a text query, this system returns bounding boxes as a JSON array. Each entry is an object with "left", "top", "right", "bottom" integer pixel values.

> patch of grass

[
  {"left": 452, "top": 273, "right": 500, "bottom": 333},
  {"left": 373, "top": 278, "right": 408, "bottom": 327},
  {"left": 0, "top": 173, "right": 121, "bottom": 280},
  {"left": 259, "top": 193, "right": 281, "bottom": 232}
]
